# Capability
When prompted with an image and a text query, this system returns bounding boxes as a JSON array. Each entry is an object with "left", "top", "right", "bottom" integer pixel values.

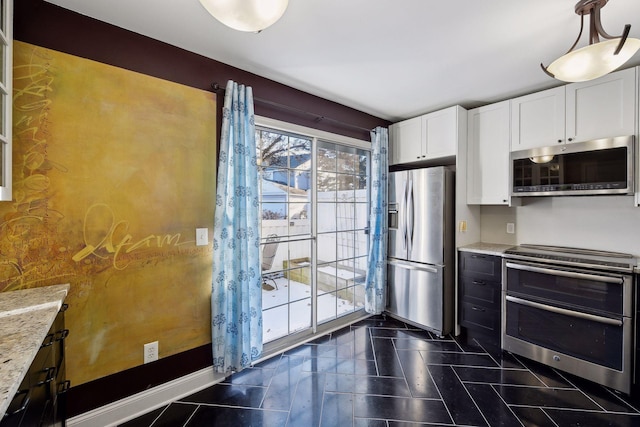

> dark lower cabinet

[
  {"left": 2, "top": 305, "right": 69, "bottom": 427},
  {"left": 458, "top": 251, "right": 502, "bottom": 348}
]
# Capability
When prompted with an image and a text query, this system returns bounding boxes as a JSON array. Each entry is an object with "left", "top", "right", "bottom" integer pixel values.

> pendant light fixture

[
  {"left": 198, "top": 0, "right": 288, "bottom": 32},
  {"left": 541, "top": 0, "right": 640, "bottom": 82}
]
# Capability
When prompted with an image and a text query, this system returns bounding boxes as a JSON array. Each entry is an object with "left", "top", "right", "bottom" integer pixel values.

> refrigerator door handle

[
  {"left": 387, "top": 259, "right": 439, "bottom": 274},
  {"left": 406, "top": 178, "right": 414, "bottom": 254},
  {"left": 401, "top": 180, "right": 408, "bottom": 250}
]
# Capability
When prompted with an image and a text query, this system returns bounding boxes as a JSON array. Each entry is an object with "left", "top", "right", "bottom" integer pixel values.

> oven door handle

[
  {"left": 504, "top": 262, "right": 624, "bottom": 285},
  {"left": 505, "top": 295, "right": 623, "bottom": 326}
]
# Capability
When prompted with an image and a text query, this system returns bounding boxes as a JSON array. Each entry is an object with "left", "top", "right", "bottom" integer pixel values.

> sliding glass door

[
  {"left": 257, "top": 126, "right": 370, "bottom": 343},
  {"left": 316, "top": 141, "right": 369, "bottom": 324}
]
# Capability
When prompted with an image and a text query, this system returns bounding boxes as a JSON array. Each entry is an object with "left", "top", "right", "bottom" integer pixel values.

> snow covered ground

[{"left": 262, "top": 276, "right": 363, "bottom": 342}]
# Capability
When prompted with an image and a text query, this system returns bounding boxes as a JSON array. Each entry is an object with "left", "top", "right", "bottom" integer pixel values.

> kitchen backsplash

[{"left": 480, "top": 196, "right": 640, "bottom": 256}]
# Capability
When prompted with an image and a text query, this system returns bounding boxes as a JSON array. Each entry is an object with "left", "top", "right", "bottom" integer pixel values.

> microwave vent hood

[{"left": 510, "top": 136, "right": 635, "bottom": 197}]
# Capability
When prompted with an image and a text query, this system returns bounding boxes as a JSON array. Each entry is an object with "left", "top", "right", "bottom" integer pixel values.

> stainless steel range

[{"left": 502, "top": 244, "right": 637, "bottom": 393}]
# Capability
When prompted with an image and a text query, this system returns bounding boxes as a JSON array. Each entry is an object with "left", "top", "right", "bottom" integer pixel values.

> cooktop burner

[{"left": 503, "top": 244, "right": 637, "bottom": 272}]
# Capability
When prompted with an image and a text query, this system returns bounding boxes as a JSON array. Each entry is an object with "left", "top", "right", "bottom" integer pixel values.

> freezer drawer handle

[
  {"left": 387, "top": 259, "right": 438, "bottom": 274},
  {"left": 505, "top": 295, "right": 623, "bottom": 326}
]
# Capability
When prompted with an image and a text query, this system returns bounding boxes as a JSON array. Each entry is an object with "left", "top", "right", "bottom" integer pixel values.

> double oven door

[{"left": 502, "top": 259, "right": 633, "bottom": 393}]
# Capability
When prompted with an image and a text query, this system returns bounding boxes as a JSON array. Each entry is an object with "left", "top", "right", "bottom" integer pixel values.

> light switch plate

[
  {"left": 196, "top": 228, "right": 208, "bottom": 246},
  {"left": 506, "top": 223, "right": 515, "bottom": 234}
]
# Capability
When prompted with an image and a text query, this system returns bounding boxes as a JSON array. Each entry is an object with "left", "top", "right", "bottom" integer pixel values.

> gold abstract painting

[{"left": 2, "top": 41, "right": 216, "bottom": 385}]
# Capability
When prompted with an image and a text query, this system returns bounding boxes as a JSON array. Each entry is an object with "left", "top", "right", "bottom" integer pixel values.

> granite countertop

[
  {"left": 0, "top": 284, "right": 70, "bottom": 416},
  {"left": 458, "top": 242, "right": 515, "bottom": 257}
]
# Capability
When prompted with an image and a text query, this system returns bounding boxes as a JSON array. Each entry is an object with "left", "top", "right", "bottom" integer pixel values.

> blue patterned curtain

[
  {"left": 364, "top": 126, "right": 389, "bottom": 314},
  {"left": 211, "top": 80, "right": 262, "bottom": 375}
]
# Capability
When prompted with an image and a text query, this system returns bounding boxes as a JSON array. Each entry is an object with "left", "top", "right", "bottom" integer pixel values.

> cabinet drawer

[
  {"left": 460, "top": 302, "right": 501, "bottom": 334},
  {"left": 460, "top": 276, "right": 501, "bottom": 308},
  {"left": 459, "top": 252, "right": 502, "bottom": 282}
]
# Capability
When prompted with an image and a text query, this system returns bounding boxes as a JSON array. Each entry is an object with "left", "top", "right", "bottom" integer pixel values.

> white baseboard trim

[{"left": 67, "top": 366, "right": 223, "bottom": 427}]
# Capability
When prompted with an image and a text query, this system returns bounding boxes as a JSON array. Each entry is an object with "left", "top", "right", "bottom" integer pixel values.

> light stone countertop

[
  {"left": 0, "top": 284, "right": 70, "bottom": 416},
  {"left": 457, "top": 242, "right": 515, "bottom": 257}
]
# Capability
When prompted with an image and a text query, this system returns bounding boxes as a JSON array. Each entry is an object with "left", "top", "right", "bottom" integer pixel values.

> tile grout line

[
  {"left": 547, "top": 368, "right": 608, "bottom": 412},
  {"left": 540, "top": 407, "right": 562, "bottom": 427},
  {"left": 488, "top": 383, "right": 526, "bottom": 427},
  {"left": 390, "top": 337, "right": 420, "bottom": 401},
  {"left": 147, "top": 404, "right": 170, "bottom": 427},
  {"left": 451, "top": 367, "right": 491, "bottom": 427},
  {"left": 546, "top": 366, "right": 640, "bottom": 415},
  {"left": 256, "top": 363, "right": 278, "bottom": 410},
  {"left": 511, "top": 352, "right": 558, "bottom": 389},
  {"left": 423, "top": 364, "right": 461, "bottom": 426},
  {"left": 182, "top": 404, "right": 199, "bottom": 427},
  {"left": 368, "top": 326, "right": 381, "bottom": 377}
]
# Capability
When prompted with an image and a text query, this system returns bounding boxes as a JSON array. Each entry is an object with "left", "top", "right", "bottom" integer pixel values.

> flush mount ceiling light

[
  {"left": 198, "top": 0, "right": 288, "bottom": 32},
  {"left": 541, "top": 0, "right": 640, "bottom": 82},
  {"left": 529, "top": 155, "right": 555, "bottom": 164}
]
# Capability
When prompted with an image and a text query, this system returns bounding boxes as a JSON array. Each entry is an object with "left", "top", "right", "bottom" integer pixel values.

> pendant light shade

[
  {"left": 198, "top": 0, "right": 288, "bottom": 32},
  {"left": 542, "top": 0, "right": 640, "bottom": 82}
]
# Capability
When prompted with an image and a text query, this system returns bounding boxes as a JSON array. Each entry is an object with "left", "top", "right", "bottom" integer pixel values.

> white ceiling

[{"left": 44, "top": 0, "right": 640, "bottom": 122}]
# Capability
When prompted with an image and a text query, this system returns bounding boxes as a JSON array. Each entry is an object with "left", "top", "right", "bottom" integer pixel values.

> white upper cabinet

[
  {"left": 0, "top": 0, "right": 12, "bottom": 202},
  {"left": 511, "top": 86, "right": 565, "bottom": 151},
  {"left": 390, "top": 106, "right": 462, "bottom": 165},
  {"left": 423, "top": 106, "right": 459, "bottom": 159},
  {"left": 389, "top": 116, "right": 422, "bottom": 164},
  {"left": 510, "top": 67, "right": 637, "bottom": 152},
  {"left": 566, "top": 67, "right": 637, "bottom": 143},
  {"left": 467, "top": 101, "right": 511, "bottom": 205}
]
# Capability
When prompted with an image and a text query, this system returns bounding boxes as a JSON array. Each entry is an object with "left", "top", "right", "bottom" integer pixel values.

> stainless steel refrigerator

[{"left": 386, "top": 166, "right": 454, "bottom": 336}]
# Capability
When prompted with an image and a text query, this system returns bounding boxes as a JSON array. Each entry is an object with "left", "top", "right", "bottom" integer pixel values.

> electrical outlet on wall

[
  {"left": 144, "top": 341, "right": 158, "bottom": 363},
  {"left": 506, "top": 223, "right": 515, "bottom": 234}
]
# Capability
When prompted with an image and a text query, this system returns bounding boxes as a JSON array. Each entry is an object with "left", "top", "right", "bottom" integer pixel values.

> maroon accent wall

[{"left": 14, "top": 0, "right": 389, "bottom": 142}]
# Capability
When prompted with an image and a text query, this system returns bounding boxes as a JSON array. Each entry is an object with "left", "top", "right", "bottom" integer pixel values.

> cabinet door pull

[
  {"left": 54, "top": 329, "right": 70, "bottom": 341},
  {"left": 36, "top": 367, "right": 57, "bottom": 386},
  {"left": 4, "top": 389, "right": 30, "bottom": 417},
  {"left": 470, "top": 254, "right": 486, "bottom": 259},
  {"left": 41, "top": 332, "right": 55, "bottom": 348},
  {"left": 471, "top": 306, "right": 485, "bottom": 312},
  {"left": 57, "top": 380, "right": 71, "bottom": 395},
  {"left": 472, "top": 280, "right": 486, "bottom": 286}
]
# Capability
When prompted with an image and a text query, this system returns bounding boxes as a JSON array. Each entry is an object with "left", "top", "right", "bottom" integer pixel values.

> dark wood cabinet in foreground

[{"left": 2, "top": 305, "right": 69, "bottom": 427}]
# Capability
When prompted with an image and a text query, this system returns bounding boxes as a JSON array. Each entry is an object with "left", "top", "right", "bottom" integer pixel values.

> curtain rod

[{"left": 210, "top": 82, "right": 373, "bottom": 134}]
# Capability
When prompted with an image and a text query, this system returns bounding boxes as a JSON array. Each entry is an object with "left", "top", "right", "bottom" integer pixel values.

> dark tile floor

[{"left": 120, "top": 315, "right": 640, "bottom": 426}]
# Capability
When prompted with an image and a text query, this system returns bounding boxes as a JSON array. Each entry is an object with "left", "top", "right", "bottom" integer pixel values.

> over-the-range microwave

[{"left": 511, "top": 135, "right": 635, "bottom": 197}]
